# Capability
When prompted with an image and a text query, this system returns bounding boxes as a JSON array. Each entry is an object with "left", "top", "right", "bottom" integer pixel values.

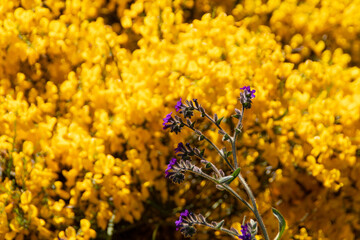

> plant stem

[
  {"left": 237, "top": 174, "right": 269, "bottom": 240},
  {"left": 231, "top": 105, "right": 244, "bottom": 169},
  {"left": 203, "top": 112, "right": 225, "bottom": 133},
  {"left": 201, "top": 134, "right": 234, "bottom": 171},
  {"left": 183, "top": 123, "right": 234, "bottom": 170},
  {"left": 202, "top": 222, "right": 238, "bottom": 238},
  {"left": 188, "top": 169, "right": 253, "bottom": 213},
  {"left": 229, "top": 105, "right": 269, "bottom": 240},
  {"left": 182, "top": 105, "right": 270, "bottom": 240}
]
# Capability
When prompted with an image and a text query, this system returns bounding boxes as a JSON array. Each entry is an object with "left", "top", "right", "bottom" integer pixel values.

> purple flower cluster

[
  {"left": 175, "top": 98, "right": 183, "bottom": 112},
  {"left": 165, "top": 158, "right": 185, "bottom": 184},
  {"left": 175, "top": 98, "right": 196, "bottom": 118},
  {"left": 162, "top": 112, "right": 183, "bottom": 134},
  {"left": 174, "top": 142, "right": 196, "bottom": 160},
  {"left": 165, "top": 158, "right": 177, "bottom": 178},
  {"left": 175, "top": 209, "right": 189, "bottom": 230},
  {"left": 174, "top": 142, "right": 185, "bottom": 153},
  {"left": 238, "top": 224, "right": 252, "bottom": 240},
  {"left": 240, "top": 86, "right": 256, "bottom": 98},
  {"left": 240, "top": 86, "right": 256, "bottom": 109},
  {"left": 162, "top": 112, "right": 173, "bottom": 129},
  {"left": 175, "top": 210, "right": 196, "bottom": 237}
]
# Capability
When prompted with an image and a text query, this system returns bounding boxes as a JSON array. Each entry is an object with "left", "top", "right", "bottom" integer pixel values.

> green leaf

[
  {"left": 226, "top": 151, "right": 232, "bottom": 158},
  {"left": 152, "top": 224, "right": 159, "bottom": 240},
  {"left": 231, "top": 168, "right": 240, "bottom": 178},
  {"left": 216, "top": 117, "right": 224, "bottom": 125},
  {"left": 215, "top": 220, "right": 225, "bottom": 229},
  {"left": 205, "top": 162, "right": 212, "bottom": 168},
  {"left": 218, "top": 176, "right": 234, "bottom": 184},
  {"left": 218, "top": 168, "right": 241, "bottom": 185},
  {"left": 222, "top": 133, "right": 230, "bottom": 142},
  {"left": 272, "top": 208, "right": 286, "bottom": 240}
]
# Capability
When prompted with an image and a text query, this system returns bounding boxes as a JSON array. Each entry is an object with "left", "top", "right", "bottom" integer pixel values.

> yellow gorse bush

[{"left": 0, "top": 0, "right": 359, "bottom": 239}]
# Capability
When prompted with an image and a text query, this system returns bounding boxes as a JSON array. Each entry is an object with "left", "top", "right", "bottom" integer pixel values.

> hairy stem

[
  {"left": 188, "top": 169, "right": 253, "bottom": 213},
  {"left": 202, "top": 222, "right": 239, "bottom": 238},
  {"left": 231, "top": 105, "right": 244, "bottom": 169},
  {"left": 237, "top": 174, "right": 269, "bottom": 240},
  {"left": 203, "top": 112, "right": 225, "bottom": 133},
  {"left": 229, "top": 105, "right": 269, "bottom": 240},
  {"left": 183, "top": 123, "right": 234, "bottom": 170}
]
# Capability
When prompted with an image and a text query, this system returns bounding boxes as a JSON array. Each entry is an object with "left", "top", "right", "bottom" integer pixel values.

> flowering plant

[{"left": 163, "top": 86, "right": 286, "bottom": 239}]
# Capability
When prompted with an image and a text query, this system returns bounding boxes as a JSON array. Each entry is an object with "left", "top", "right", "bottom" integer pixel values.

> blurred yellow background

[{"left": 0, "top": 0, "right": 359, "bottom": 239}]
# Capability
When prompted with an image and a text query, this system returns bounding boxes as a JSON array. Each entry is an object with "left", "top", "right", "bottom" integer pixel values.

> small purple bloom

[
  {"left": 240, "top": 86, "right": 256, "bottom": 109},
  {"left": 175, "top": 142, "right": 185, "bottom": 153},
  {"left": 165, "top": 158, "right": 177, "bottom": 178},
  {"left": 175, "top": 210, "right": 197, "bottom": 237},
  {"left": 165, "top": 158, "right": 185, "bottom": 183},
  {"left": 162, "top": 112, "right": 173, "bottom": 129},
  {"left": 238, "top": 224, "right": 252, "bottom": 240},
  {"left": 180, "top": 209, "right": 189, "bottom": 217},
  {"left": 175, "top": 210, "right": 190, "bottom": 230},
  {"left": 176, "top": 98, "right": 196, "bottom": 118},
  {"left": 240, "top": 86, "right": 256, "bottom": 98},
  {"left": 175, "top": 216, "right": 183, "bottom": 231},
  {"left": 174, "top": 142, "right": 196, "bottom": 161},
  {"left": 175, "top": 98, "right": 183, "bottom": 112},
  {"left": 169, "top": 158, "right": 177, "bottom": 165},
  {"left": 162, "top": 112, "right": 183, "bottom": 134},
  {"left": 240, "top": 86, "right": 250, "bottom": 91}
]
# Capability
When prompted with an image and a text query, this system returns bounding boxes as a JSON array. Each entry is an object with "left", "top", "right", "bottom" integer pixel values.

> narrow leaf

[
  {"left": 218, "top": 176, "right": 234, "bottom": 184},
  {"left": 231, "top": 168, "right": 241, "bottom": 178},
  {"left": 230, "top": 227, "right": 239, "bottom": 235},
  {"left": 272, "top": 208, "right": 286, "bottom": 240},
  {"left": 222, "top": 133, "right": 230, "bottom": 142},
  {"left": 216, "top": 117, "right": 224, "bottom": 125},
  {"left": 215, "top": 220, "right": 225, "bottom": 229},
  {"left": 224, "top": 167, "right": 241, "bottom": 185},
  {"left": 200, "top": 149, "right": 205, "bottom": 157}
]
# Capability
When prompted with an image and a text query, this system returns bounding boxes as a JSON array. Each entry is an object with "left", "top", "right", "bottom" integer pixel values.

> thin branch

[{"left": 183, "top": 122, "right": 235, "bottom": 171}]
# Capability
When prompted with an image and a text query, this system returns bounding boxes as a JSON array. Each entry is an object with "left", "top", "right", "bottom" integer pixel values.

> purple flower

[
  {"left": 175, "top": 142, "right": 185, "bottom": 153},
  {"left": 175, "top": 98, "right": 195, "bottom": 118},
  {"left": 175, "top": 210, "right": 190, "bottom": 230},
  {"left": 174, "top": 142, "right": 197, "bottom": 160},
  {"left": 165, "top": 158, "right": 185, "bottom": 183},
  {"left": 175, "top": 98, "right": 183, "bottom": 112},
  {"left": 240, "top": 86, "right": 256, "bottom": 98},
  {"left": 240, "top": 86, "right": 256, "bottom": 109},
  {"left": 162, "top": 112, "right": 183, "bottom": 134},
  {"left": 180, "top": 209, "right": 189, "bottom": 217},
  {"left": 162, "top": 112, "right": 173, "bottom": 129},
  {"left": 175, "top": 216, "right": 183, "bottom": 231},
  {"left": 175, "top": 210, "right": 197, "bottom": 237},
  {"left": 165, "top": 158, "right": 177, "bottom": 178},
  {"left": 238, "top": 224, "right": 252, "bottom": 240}
]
